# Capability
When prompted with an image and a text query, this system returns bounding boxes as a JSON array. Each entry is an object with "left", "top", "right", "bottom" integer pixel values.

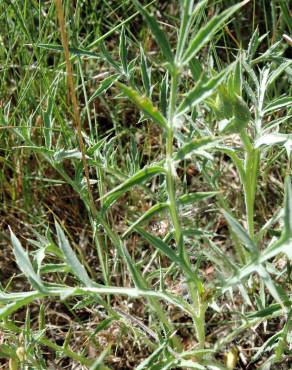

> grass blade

[
  {"left": 131, "top": 0, "right": 174, "bottom": 65},
  {"left": 119, "top": 26, "right": 128, "bottom": 75}
]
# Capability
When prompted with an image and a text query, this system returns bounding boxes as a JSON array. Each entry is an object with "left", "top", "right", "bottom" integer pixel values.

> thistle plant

[{"left": 1, "top": 0, "right": 291, "bottom": 369}]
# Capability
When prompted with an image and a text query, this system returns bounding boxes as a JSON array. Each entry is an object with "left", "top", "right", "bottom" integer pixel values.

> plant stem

[
  {"left": 166, "top": 68, "right": 205, "bottom": 349},
  {"left": 55, "top": 0, "right": 97, "bottom": 218},
  {"left": 240, "top": 130, "right": 259, "bottom": 240}
]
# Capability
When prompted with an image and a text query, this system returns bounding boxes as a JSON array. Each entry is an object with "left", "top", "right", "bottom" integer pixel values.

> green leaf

[
  {"left": 136, "top": 227, "right": 197, "bottom": 283},
  {"left": 9, "top": 228, "right": 46, "bottom": 292},
  {"left": 283, "top": 176, "right": 292, "bottom": 237},
  {"left": 89, "top": 345, "right": 111, "bottom": 370},
  {"left": 55, "top": 221, "right": 94, "bottom": 287},
  {"left": 254, "top": 133, "right": 291, "bottom": 148},
  {"left": 136, "top": 340, "right": 168, "bottom": 370},
  {"left": 140, "top": 46, "right": 151, "bottom": 96},
  {"left": 123, "top": 202, "right": 168, "bottom": 238},
  {"left": 0, "top": 295, "right": 40, "bottom": 320},
  {"left": 260, "top": 176, "right": 292, "bottom": 261},
  {"left": 174, "top": 137, "right": 218, "bottom": 161},
  {"left": 88, "top": 74, "right": 119, "bottom": 103},
  {"left": 36, "top": 43, "right": 99, "bottom": 59},
  {"left": 179, "top": 191, "right": 217, "bottom": 204},
  {"left": 222, "top": 210, "right": 259, "bottom": 256},
  {"left": 123, "top": 192, "right": 215, "bottom": 238},
  {"left": 159, "top": 72, "right": 169, "bottom": 117},
  {"left": 264, "top": 96, "right": 292, "bottom": 115},
  {"left": 176, "top": 0, "right": 208, "bottom": 62},
  {"left": 247, "top": 27, "right": 259, "bottom": 60},
  {"left": 53, "top": 149, "right": 85, "bottom": 162},
  {"left": 181, "top": 0, "right": 249, "bottom": 64},
  {"left": 131, "top": 0, "right": 174, "bottom": 65},
  {"left": 177, "top": 67, "right": 230, "bottom": 115},
  {"left": 101, "top": 165, "right": 166, "bottom": 210},
  {"left": 100, "top": 42, "right": 120, "bottom": 71},
  {"left": 43, "top": 82, "right": 58, "bottom": 150},
  {"left": 117, "top": 82, "right": 168, "bottom": 129},
  {"left": 119, "top": 26, "right": 128, "bottom": 75}
]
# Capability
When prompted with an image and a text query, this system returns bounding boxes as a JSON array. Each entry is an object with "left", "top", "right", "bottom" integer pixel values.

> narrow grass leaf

[
  {"left": 89, "top": 74, "right": 119, "bottom": 103},
  {"left": 9, "top": 228, "right": 46, "bottom": 292},
  {"left": 117, "top": 82, "right": 168, "bottom": 129},
  {"left": 177, "top": 67, "right": 230, "bottom": 115},
  {"left": 101, "top": 165, "right": 166, "bottom": 210},
  {"left": 140, "top": 46, "right": 151, "bottom": 96},
  {"left": 131, "top": 0, "right": 174, "bottom": 65},
  {"left": 182, "top": 0, "right": 249, "bottom": 64},
  {"left": 36, "top": 43, "right": 99, "bottom": 58},
  {"left": 55, "top": 221, "right": 94, "bottom": 287},
  {"left": 119, "top": 26, "right": 128, "bottom": 75}
]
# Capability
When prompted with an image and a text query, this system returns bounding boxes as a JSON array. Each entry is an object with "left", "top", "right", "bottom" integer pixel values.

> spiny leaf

[
  {"left": 260, "top": 176, "right": 292, "bottom": 261},
  {"left": 264, "top": 96, "right": 292, "bottom": 115},
  {"left": 89, "top": 74, "right": 119, "bottom": 103},
  {"left": 174, "top": 137, "right": 218, "bottom": 161},
  {"left": 136, "top": 227, "right": 197, "bottom": 283},
  {"left": 9, "top": 228, "right": 46, "bottom": 292},
  {"left": 177, "top": 67, "right": 230, "bottom": 115},
  {"left": 55, "top": 221, "right": 94, "bottom": 287},
  {"left": 131, "top": 0, "right": 174, "bottom": 65},
  {"left": 123, "top": 202, "right": 168, "bottom": 238},
  {"left": 101, "top": 165, "right": 166, "bottom": 210},
  {"left": 117, "top": 82, "right": 168, "bottom": 129},
  {"left": 123, "top": 192, "right": 216, "bottom": 238},
  {"left": 181, "top": 0, "right": 249, "bottom": 65},
  {"left": 254, "top": 133, "right": 292, "bottom": 148},
  {"left": 222, "top": 210, "right": 259, "bottom": 256}
]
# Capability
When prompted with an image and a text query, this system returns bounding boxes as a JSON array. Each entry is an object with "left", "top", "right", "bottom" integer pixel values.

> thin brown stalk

[{"left": 54, "top": 0, "right": 97, "bottom": 216}]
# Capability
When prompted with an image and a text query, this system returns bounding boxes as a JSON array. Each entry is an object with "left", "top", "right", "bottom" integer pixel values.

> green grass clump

[{"left": 0, "top": 0, "right": 291, "bottom": 369}]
